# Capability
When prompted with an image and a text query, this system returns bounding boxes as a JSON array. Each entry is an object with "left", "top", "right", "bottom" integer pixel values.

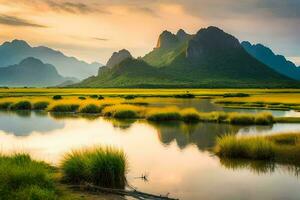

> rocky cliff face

[
  {"left": 186, "top": 26, "right": 241, "bottom": 62},
  {"left": 156, "top": 31, "right": 179, "bottom": 49},
  {"left": 106, "top": 49, "right": 132, "bottom": 68}
]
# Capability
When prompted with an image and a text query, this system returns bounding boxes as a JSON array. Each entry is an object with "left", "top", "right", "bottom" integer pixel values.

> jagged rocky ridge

[{"left": 73, "top": 26, "right": 299, "bottom": 88}]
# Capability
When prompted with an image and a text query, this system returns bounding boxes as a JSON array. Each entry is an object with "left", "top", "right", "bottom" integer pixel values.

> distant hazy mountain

[
  {"left": 242, "top": 41, "right": 300, "bottom": 80},
  {"left": 0, "top": 39, "right": 101, "bottom": 79},
  {"left": 73, "top": 26, "right": 298, "bottom": 88},
  {"left": 0, "top": 57, "right": 77, "bottom": 87}
]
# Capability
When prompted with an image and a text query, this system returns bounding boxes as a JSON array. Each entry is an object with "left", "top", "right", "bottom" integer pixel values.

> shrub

[
  {"left": 52, "top": 95, "right": 62, "bottom": 100},
  {"left": 33, "top": 102, "right": 49, "bottom": 110},
  {"left": 61, "top": 146, "right": 127, "bottom": 189},
  {"left": 146, "top": 107, "right": 181, "bottom": 121},
  {"left": 10, "top": 101, "right": 32, "bottom": 110},
  {"left": 0, "top": 102, "right": 13, "bottom": 110},
  {"left": 78, "top": 96, "right": 86, "bottom": 100},
  {"left": 180, "top": 108, "right": 200, "bottom": 122},
  {"left": 79, "top": 104, "right": 102, "bottom": 114},
  {"left": 51, "top": 104, "right": 79, "bottom": 112}
]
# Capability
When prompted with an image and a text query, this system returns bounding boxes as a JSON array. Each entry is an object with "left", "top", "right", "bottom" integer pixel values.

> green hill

[{"left": 73, "top": 26, "right": 299, "bottom": 88}]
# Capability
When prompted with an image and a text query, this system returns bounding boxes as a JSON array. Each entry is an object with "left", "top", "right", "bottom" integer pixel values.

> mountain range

[
  {"left": 73, "top": 26, "right": 299, "bottom": 88},
  {"left": 0, "top": 40, "right": 101, "bottom": 79},
  {"left": 241, "top": 41, "right": 300, "bottom": 81},
  {"left": 0, "top": 57, "right": 76, "bottom": 87}
]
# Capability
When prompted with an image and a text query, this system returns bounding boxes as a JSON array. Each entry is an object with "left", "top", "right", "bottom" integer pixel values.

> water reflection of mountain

[
  {"left": 0, "top": 111, "right": 65, "bottom": 136},
  {"left": 150, "top": 122, "right": 273, "bottom": 151}
]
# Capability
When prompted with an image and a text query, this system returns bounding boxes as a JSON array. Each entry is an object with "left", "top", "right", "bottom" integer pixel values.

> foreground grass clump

[
  {"left": 51, "top": 104, "right": 79, "bottom": 113},
  {"left": 102, "top": 104, "right": 142, "bottom": 119},
  {"left": 146, "top": 107, "right": 181, "bottom": 121},
  {"left": 33, "top": 102, "right": 49, "bottom": 110},
  {"left": 215, "top": 133, "right": 300, "bottom": 165},
  {"left": 79, "top": 104, "right": 102, "bottom": 114},
  {"left": 61, "top": 146, "right": 127, "bottom": 189},
  {"left": 0, "top": 153, "right": 58, "bottom": 200},
  {"left": 10, "top": 101, "right": 32, "bottom": 110}
]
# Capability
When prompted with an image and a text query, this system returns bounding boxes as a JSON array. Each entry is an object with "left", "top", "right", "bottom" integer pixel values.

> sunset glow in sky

[{"left": 0, "top": 0, "right": 299, "bottom": 65}]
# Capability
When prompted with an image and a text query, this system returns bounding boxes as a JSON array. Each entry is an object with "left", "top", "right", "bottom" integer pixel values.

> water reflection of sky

[
  {"left": 0, "top": 111, "right": 65, "bottom": 135},
  {"left": 1, "top": 113, "right": 300, "bottom": 199}
]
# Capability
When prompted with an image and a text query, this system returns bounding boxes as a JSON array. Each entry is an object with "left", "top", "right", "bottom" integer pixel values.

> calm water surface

[
  {"left": 1, "top": 110, "right": 300, "bottom": 200},
  {"left": 145, "top": 98, "right": 300, "bottom": 117}
]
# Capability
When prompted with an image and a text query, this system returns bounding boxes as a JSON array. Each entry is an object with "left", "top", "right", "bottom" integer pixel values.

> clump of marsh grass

[
  {"left": 146, "top": 107, "right": 181, "bottom": 121},
  {"left": 61, "top": 146, "right": 127, "bottom": 189},
  {"left": 10, "top": 101, "right": 32, "bottom": 110},
  {"left": 0, "top": 153, "right": 57, "bottom": 200},
  {"left": 180, "top": 108, "right": 200, "bottom": 122},
  {"left": 98, "top": 95, "right": 105, "bottom": 100},
  {"left": 79, "top": 104, "right": 102, "bottom": 114},
  {"left": 52, "top": 95, "right": 62, "bottom": 100},
  {"left": 215, "top": 135, "right": 276, "bottom": 160},
  {"left": 33, "top": 102, "right": 49, "bottom": 110},
  {"left": 198, "top": 111, "right": 228, "bottom": 122},
  {"left": 227, "top": 112, "right": 274, "bottom": 125},
  {"left": 102, "top": 104, "right": 142, "bottom": 119},
  {"left": 0, "top": 102, "right": 13, "bottom": 110},
  {"left": 123, "top": 95, "right": 135, "bottom": 100},
  {"left": 89, "top": 95, "right": 98, "bottom": 99},
  {"left": 50, "top": 104, "right": 79, "bottom": 113}
]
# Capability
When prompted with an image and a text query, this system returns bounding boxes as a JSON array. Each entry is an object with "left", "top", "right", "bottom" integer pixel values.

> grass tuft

[
  {"left": 33, "top": 102, "right": 49, "bottom": 110},
  {"left": 180, "top": 108, "right": 200, "bottom": 122},
  {"left": 215, "top": 135, "right": 275, "bottom": 160},
  {"left": 0, "top": 153, "right": 57, "bottom": 200},
  {"left": 79, "top": 104, "right": 102, "bottom": 114},
  {"left": 102, "top": 104, "right": 142, "bottom": 119},
  {"left": 50, "top": 104, "right": 79, "bottom": 113},
  {"left": 146, "top": 107, "right": 181, "bottom": 121},
  {"left": 61, "top": 146, "right": 127, "bottom": 189},
  {"left": 0, "top": 102, "right": 13, "bottom": 110},
  {"left": 52, "top": 95, "right": 62, "bottom": 100},
  {"left": 10, "top": 101, "right": 32, "bottom": 110}
]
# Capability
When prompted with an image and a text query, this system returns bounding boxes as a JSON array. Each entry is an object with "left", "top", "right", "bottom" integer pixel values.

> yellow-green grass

[
  {"left": 215, "top": 133, "right": 300, "bottom": 165},
  {"left": 79, "top": 104, "right": 102, "bottom": 114},
  {"left": 146, "top": 107, "right": 181, "bottom": 121},
  {"left": 102, "top": 104, "right": 144, "bottom": 119},
  {"left": 0, "top": 153, "right": 58, "bottom": 200},
  {"left": 0, "top": 98, "right": 280, "bottom": 125},
  {"left": 2, "top": 88, "right": 300, "bottom": 100},
  {"left": 61, "top": 146, "right": 127, "bottom": 189}
]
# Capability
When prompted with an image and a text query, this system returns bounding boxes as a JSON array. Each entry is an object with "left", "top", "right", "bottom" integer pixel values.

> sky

[{"left": 0, "top": 0, "right": 299, "bottom": 65}]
